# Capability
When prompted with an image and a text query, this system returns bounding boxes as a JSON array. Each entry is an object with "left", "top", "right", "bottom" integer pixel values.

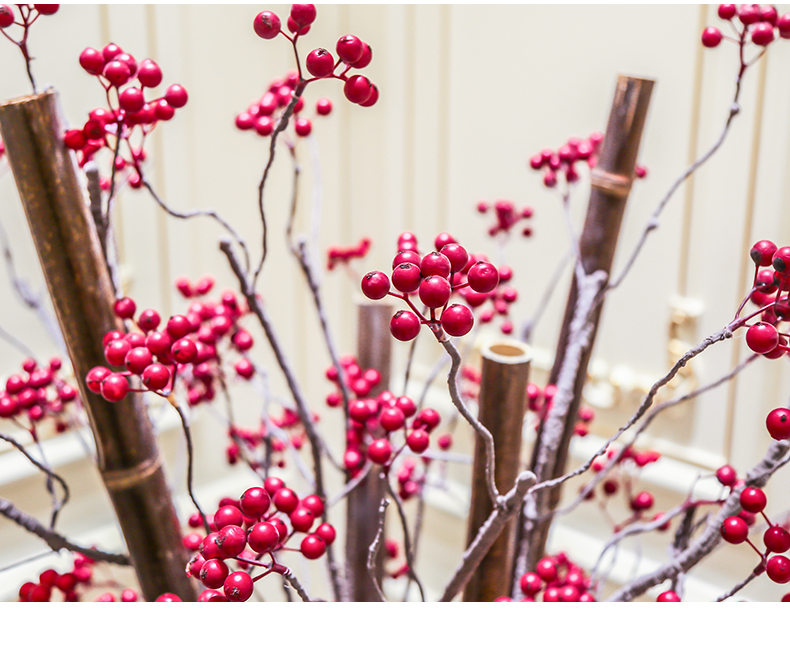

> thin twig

[
  {"left": 366, "top": 497, "right": 389, "bottom": 602},
  {"left": 0, "top": 497, "right": 130, "bottom": 565},
  {"left": 281, "top": 567, "right": 315, "bottom": 602},
  {"left": 521, "top": 247, "right": 573, "bottom": 343},
  {"left": 385, "top": 479, "right": 426, "bottom": 602},
  {"left": 715, "top": 564, "right": 762, "bottom": 602},
  {"left": 169, "top": 399, "right": 209, "bottom": 534}
]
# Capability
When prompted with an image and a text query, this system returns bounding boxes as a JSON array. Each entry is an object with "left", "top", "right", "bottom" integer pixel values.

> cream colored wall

[{"left": 1, "top": 4, "right": 790, "bottom": 601}]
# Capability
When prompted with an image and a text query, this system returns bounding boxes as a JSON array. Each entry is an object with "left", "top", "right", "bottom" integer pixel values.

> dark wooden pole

[
  {"left": 463, "top": 340, "right": 530, "bottom": 601},
  {"left": 345, "top": 301, "right": 392, "bottom": 600},
  {"left": 0, "top": 90, "right": 196, "bottom": 601},
  {"left": 520, "top": 76, "right": 654, "bottom": 572}
]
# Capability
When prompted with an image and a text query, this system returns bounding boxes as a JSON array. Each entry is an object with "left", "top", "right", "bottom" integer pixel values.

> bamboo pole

[
  {"left": 463, "top": 340, "right": 530, "bottom": 601},
  {"left": 520, "top": 76, "right": 654, "bottom": 572},
  {"left": 0, "top": 90, "right": 196, "bottom": 601},
  {"left": 345, "top": 301, "right": 392, "bottom": 601}
]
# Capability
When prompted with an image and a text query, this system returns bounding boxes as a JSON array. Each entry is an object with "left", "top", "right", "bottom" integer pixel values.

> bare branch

[
  {"left": 385, "top": 479, "right": 426, "bottom": 602},
  {"left": 282, "top": 567, "right": 316, "bottom": 602},
  {"left": 715, "top": 564, "right": 762, "bottom": 602},
  {"left": 366, "top": 497, "right": 389, "bottom": 602},
  {"left": 169, "top": 398, "right": 209, "bottom": 534}
]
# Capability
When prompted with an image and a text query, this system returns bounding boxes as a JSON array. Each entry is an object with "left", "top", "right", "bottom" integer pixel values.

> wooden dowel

[
  {"left": 520, "top": 75, "right": 654, "bottom": 573},
  {"left": 463, "top": 340, "right": 530, "bottom": 601},
  {"left": 0, "top": 90, "right": 196, "bottom": 601},
  {"left": 345, "top": 301, "right": 392, "bottom": 601}
]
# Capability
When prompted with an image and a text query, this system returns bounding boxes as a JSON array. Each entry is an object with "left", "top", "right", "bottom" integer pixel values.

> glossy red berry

[
  {"left": 368, "top": 438, "right": 392, "bottom": 464},
  {"left": 289, "top": 507, "right": 316, "bottom": 533},
  {"left": 519, "top": 572, "right": 542, "bottom": 596},
  {"left": 721, "top": 515, "right": 749, "bottom": 543},
  {"left": 171, "top": 338, "right": 198, "bottom": 364},
  {"left": 701, "top": 27, "right": 723, "bottom": 47},
  {"left": 200, "top": 558, "right": 230, "bottom": 589},
  {"left": 767, "top": 556, "right": 790, "bottom": 584},
  {"left": 772, "top": 246, "right": 790, "bottom": 274},
  {"left": 223, "top": 571, "right": 254, "bottom": 602},
  {"left": 101, "top": 374, "right": 128, "bottom": 402},
  {"left": 301, "top": 494, "right": 324, "bottom": 517},
  {"left": 165, "top": 84, "right": 188, "bottom": 109},
  {"left": 745, "top": 322, "right": 779, "bottom": 354},
  {"left": 316, "top": 98, "right": 332, "bottom": 115},
  {"left": 406, "top": 429, "right": 430, "bottom": 454},
  {"left": 740, "top": 486, "right": 767, "bottom": 513},
  {"left": 392, "top": 263, "right": 422, "bottom": 293},
  {"left": 137, "top": 309, "right": 161, "bottom": 332},
  {"left": 419, "top": 275, "right": 452, "bottom": 309},
  {"left": 467, "top": 261, "right": 499, "bottom": 293},
  {"left": 294, "top": 117, "right": 312, "bottom": 137},
  {"left": 738, "top": 4, "right": 761, "bottom": 25},
  {"left": 750, "top": 240, "right": 778, "bottom": 266},
  {"left": 239, "top": 487, "right": 271, "bottom": 519},
  {"left": 390, "top": 310, "right": 421, "bottom": 341},
  {"left": 315, "top": 522, "right": 336, "bottom": 545},
  {"left": 247, "top": 521, "right": 280, "bottom": 553},
  {"left": 336, "top": 34, "right": 364, "bottom": 64},
  {"left": 779, "top": 13, "right": 790, "bottom": 38},
  {"left": 420, "top": 251, "right": 451, "bottom": 279},
  {"left": 216, "top": 525, "right": 247, "bottom": 558},
  {"left": 273, "top": 487, "right": 299, "bottom": 514},
  {"left": 253, "top": 11, "right": 281, "bottom": 39},
  {"left": 137, "top": 59, "right": 162, "bottom": 87},
  {"left": 290, "top": 4, "right": 316, "bottom": 27},
  {"left": 416, "top": 408, "right": 441, "bottom": 431},
  {"left": 440, "top": 243, "right": 469, "bottom": 273},
  {"left": 301, "top": 534, "right": 327, "bottom": 559},
  {"left": 114, "top": 297, "right": 136, "bottom": 319},
  {"left": 306, "top": 48, "right": 334, "bottom": 78},
  {"left": 766, "top": 407, "right": 790, "bottom": 440},
  {"left": 103, "top": 60, "right": 131, "bottom": 86},
  {"left": 630, "top": 491, "right": 654, "bottom": 511},
  {"left": 751, "top": 22, "right": 775, "bottom": 46},
  {"left": 535, "top": 557, "right": 557, "bottom": 582},
  {"left": 361, "top": 271, "right": 391, "bottom": 300},
  {"left": 124, "top": 347, "right": 153, "bottom": 375},
  {"left": 764, "top": 526, "right": 790, "bottom": 554},
  {"left": 0, "top": 5, "right": 15, "bottom": 29},
  {"left": 86, "top": 366, "right": 111, "bottom": 393},
  {"left": 656, "top": 591, "right": 681, "bottom": 602},
  {"left": 718, "top": 4, "right": 736, "bottom": 20},
  {"left": 360, "top": 84, "right": 379, "bottom": 107},
  {"left": 380, "top": 406, "right": 406, "bottom": 431},
  {"left": 343, "top": 75, "right": 373, "bottom": 104},
  {"left": 716, "top": 464, "right": 738, "bottom": 487},
  {"left": 441, "top": 304, "right": 474, "bottom": 337}
]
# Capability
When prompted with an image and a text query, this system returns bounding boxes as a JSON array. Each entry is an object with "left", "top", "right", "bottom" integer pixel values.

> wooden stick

[
  {"left": 345, "top": 302, "right": 392, "bottom": 601},
  {"left": 0, "top": 90, "right": 196, "bottom": 601},
  {"left": 463, "top": 340, "right": 530, "bottom": 601},
  {"left": 517, "top": 76, "right": 654, "bottom": 575}
]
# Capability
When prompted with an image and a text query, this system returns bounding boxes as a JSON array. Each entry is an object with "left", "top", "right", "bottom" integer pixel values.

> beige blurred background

[{"left": 1, "top": 4, "right": 790, "bottom": 601}]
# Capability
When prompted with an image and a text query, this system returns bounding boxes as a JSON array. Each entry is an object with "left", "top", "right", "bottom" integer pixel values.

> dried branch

[
  {"left": 0, "top": 497, "right": 130, "bottom": 566},
  {"left": 169, "top": 398, "right": 209, "bottom": 534},
  {"left": 385, "top": 479, "right": 426, "bottom": 602},
  {"left": 366, "top": 497, "right": 389, "bottom": 602},
  {"left": 440, "top": 471, "right": 536, "bottom": 602},
  {"left": 715, "top": 564, "right": 762, "bottom": 602},
  {"left": 282, "top": 567, "right": 316, "bottom": 602}
]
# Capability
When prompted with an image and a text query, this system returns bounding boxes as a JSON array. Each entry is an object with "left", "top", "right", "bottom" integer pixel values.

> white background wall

[{"left": 1, "top": 4, "right": 790, "bottom": 601}]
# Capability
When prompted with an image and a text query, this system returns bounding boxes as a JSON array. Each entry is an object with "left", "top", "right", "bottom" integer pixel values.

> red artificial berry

[
  {"left": 361, "top": 271, "right": 391, "bottom": 300},
  {"left": 0, "top": 395, "right": 17, "bottom": 418},
  {"left": 764, "top": 526, "right": 790, "bottom": 554},
  {"left": 290, "top": 4, "right": 316, "bottom": 27},
  {"left": 750, "top": 240, "right": 778, "bottom": 267},
  {"left": 113, "top": 297, "right": 136, "bottom": 319},
  {"left": 772, "top": 246, "right": 790, "bottom": 274},
  {"left": 718, "top": 4, "right": 737, "bottom": 20},
  {"left": 779, "top": 13, "right": 790, "bottom": 38},
  {"left": 766, "top": 408, "right": 790, "bottom": 440},
  {"left": 145, "top": 331, "right": 172, "bottom": 357},
  {"left": 100, "top": 374, "right": 128, "bottom": 402},
  {"left": 716, "top": 465, "right": 738, "bottom": 487},
  {"left": 235, "top": 358, "right": 254, "bottom": 379},
  {"left": 105, "top": 340, "right": 131, "bottom": 368},
  {"left": 165, "top": 84, "right": 188, "bottom": 108},
  {"left": 467, "top": 261, "right": 499, "bottom": 293},
  {"left": 752, "top": 21, "right": 775, "bottom": 45},
  {"left": 316, "top": 98, "right": 332, "bottom": 115},
  {"left": 214, "top": 505, "right": 243, "bottom": 529},
  {"left": 289, "top": 507, "right": 316, "bottom": 533},
  {"left": 86, "top": 366, "right": 111, "bottom": 393},
  {"left": 359, "top": 84, "right": 379, "bottom": 108},
  {"left": 336, "top": 34, "right": 364, "bottom": 64},
  {"left": 236, "top": 112, "right": 254, "bottom": 130},
  {"left": 406, "top": 429, "right": 430, "bottom": 453},
  {"left": 273, "top": 487, "right": 299, "bottom": 514},
  {"left": 395, "top": 395, "right": 417, "bottom": 417},
  {"left": 34, "top": 5, "right": 59, "bottom": 15},
  {"left": 440, "top": 243, "right": 469, "bottom": 273},
  {"left": 535, "top": 557, "right": 557, "bottom": 582},
  {"left": 247, "top": 522, "right": 280, "bottom": 553},
  {"left": 306, "top": 48, "right": 334, "bottom": 78},
  {"left": 701, "top": 27, "right": 723, "bottom": 47},
  {"left": 344, "top": 448, "right": 364, "bottom": 471},
  {"left": 721, "top": 516, "right": 749, "bottom": 544},
  {"left": 103, "top": 60, "right": 131, "bottom": 86},
  {"left": 657, "top": 591, "right": 681, "bottom": 602},
  {"left": 200, "top": 558, "right": 230, "bottom": 589},
  {"left": 420, "top": 251, "right": 451, "bottom": 279},
  {"left": 392, "top": 249, "right": 422, "bottom": 268},
  {"left": 392, "top": 263, "right": 422, "bottom": 293},
  {"left": 745, "top": 322, "right": 779, "bottom": 354},
  {"left": 137, "top": 309, "right": 161, "bottom": 332},
  {"left": 351, "top": 42, "right": 373, "bottom": 69},
  {"left": 519, "top": 572, "right": 542, "bottom": 596},
  {"left": 740, "top": 486, "right": 767, "bottom": 513},
  {"left": 119, "top": 87, "right": 145, "bottom": 113},
  {"left": 166, "top": 315, "right": 192, "bottom": 340},
  {"left": 301, "top": 534, "right": 327, "bottom": 560},
  {"left": 343, "top": 75, "right": 373, "bottom": 104},
  {"left": 390, "top": 310, "right": 421, "bottom": 341},
  {"left": 79, "top": 47, "right": 105, "bottom": 75},
  {"left": 124, "top": 347, "right": 153, "bottom": 375},
  {"left": 434, "top": 232, "right": 457, "bottom": 249},
  {"left": 630, "top": 491, "right": 654, "bottom": 511},
  {"left": 171, "top": 338, "right": 198, "bottom": 364},
  {"left": 216, "top": 525, "right": 247, "bottom": 559},
  {"left": 419, "top": 275, "right": 452, "bottom": 309},
  {"left": 315, "top": 522, "right": 336, "bottom": 545},
  {"left": 301, "top": 494, "right": 324, "bottom": 517},
  {"left": 294, "top": 117, "right": 312, "bottom": 137},
  {"left": 137, "top": 59, "right": 162, "bottom": 88},
  {"left": 254, "top": 11, "right": 281, "bottom": 39},
  {"left": 767, "top": 556, "right": 790, "bottom": 584},
  {"left": 441, "top": 304, "right": 474, "bottom": 337},
  {"left": 738, "top": 4, "right": 761, "bottom": 25},
  {"left": 223, "top": 571, "right": 254, "bottom": 602},
  {"left": 286, "top": 15, "right": 309, "bottom": 35},
  {"left": 416, "top": 408, "right": 440, "bottom": 431},
  {"left": 255, "top": 116, "right": 274, "bottom": 136},
  {"left": 368, "top": 438, "right": 392, "bottom": 464}
]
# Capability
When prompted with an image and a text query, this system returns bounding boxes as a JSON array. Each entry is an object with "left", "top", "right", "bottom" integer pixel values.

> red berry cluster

[
  {"left": 514, "top": 553, "right": 596, "bottom": 602},
  {"left": 326, "top": 237, "right": 371, "bottom": 271},
  {"left": 64, "top": 43, "right": 187, "bottom": 190},
  {"left": 529, "top": 132, "right": 646, "bottom": 188},
  {"left": 720, "top": 484, "right": 790, "bottom": 585},
  {"left": 702, "top": 4, "right": 790, "bottom": 48},
  {"left": 324, "top": 356, "right": 440, "bottom": 474},
  {"left": 85, "top": 280, "right": 254, "bottom": 406},
  {"left": 235, "top": 70, "right": 333, "bottom": 139},
  {"left": 252, "top": 5, "right": 378, "bottom": 109},
  {"left": 0, "top": 356, "right": 79, "bottom": 439},
  {"left": 17, "top": 553, "right": 137, "bottom": 602},
  {"left": 526, "top": 383, "right": 596, "bottom": 439},
  {"left": 226, "top": 408, "right": 308, "bottom": 471},
  {"left": 0, "top": 136, "right": 5, "bottom": 160},
  {"left": 362, "top": 232, "right": 501, "bottom": 342},
  {"left": 476, "top": 199, "right": 534, "bottom": 238},
  {"left": 184, "top": 480, "right": 336, "bottom": 602},
  {"left": 0, "top": 3, "right": 57, "bottom": 31}
]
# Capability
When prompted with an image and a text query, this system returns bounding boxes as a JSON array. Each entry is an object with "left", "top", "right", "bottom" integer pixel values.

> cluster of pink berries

[
  {"left": 362, "top": 232, "right": 502, "bottom": 342},
  {"left": 235, "top": 70, "right": 333, "bottom": 139},
  {"left": 226, "top": 409, "right": 308, "bottom": 471},
  {"left": 16, "top": 553, "right": 140, "bottom": 602},
  {"left": 85, "top": 279, "right": 254, "bottom": 405},
  {"left": 253, "top": 5, "right": 378, "bottom": 107},
  {"left": 476, "top": 199, "right": 534, "bottom": 238},
  {"left": 324, "top": 355, "right": 441, "bottom": 475},
  {"left": 702, "top": 4, "right": 790, "bottom": 48},
  {"left": 184, "top": 480, "right": 335, "bottom": 602},
  {"left": 502, "top": 553, "right": 596, "bottom": 602},
  {"left": 526, "top": 382, "right": 596, "bottom": 439},
  {"left": 529, "top": 132, "right": 646, "bottom": 188},
  {"left": 0, "top": 356, "right": 79, "bottom": 439},
  {"left": 64, "top": 43, "right": 187, "bottom": 190},
  {"left": 326, "top": 237, "right": 371, "bottom": 271},
  {"left": 0, "top": 4, "right": 58, "bottom": 31},
  {"left": 719, "top": 481, "right": 790, "bottom": 585}
]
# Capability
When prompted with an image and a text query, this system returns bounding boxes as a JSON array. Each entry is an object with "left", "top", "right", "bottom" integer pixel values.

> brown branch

[
  {"left": 0, "top": 497, "right": 130, "bottom": 566},
  {"left": 385, "top": 479, "right": 426, "bottom": 602},
  {"left": 169, "top": 399, "right": 209, "bottom": 534}
]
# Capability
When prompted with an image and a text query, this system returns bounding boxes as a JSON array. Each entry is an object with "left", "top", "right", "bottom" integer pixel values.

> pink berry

[
  {"left": 764, "top": 526, "right": 790, "bottom": 554},
  {"left": 767, "top": 556, "right": 790, "bottom": 584},
  {"left": 253, "top": 11, "right": 281, "bottom": 39},
  {"left": 137, "top": 309, "right": 161, "bottom": 332},
  {"left": 773, "top": 246, "right": 790, "bottom": 274},
  {"left": 336, "top": 34, "right": 364, "bottom": 64},
  {"left": 418, "top": 276, "right": 451, "bottom": 309},
  {"left": 716, "top": 465, "right": 738, "bottom": 487},
  {"left": 740, "top": 486, "right": 767, "bottom": 513},
  {"left": 306, "top": 48, "right": 334, "bottom": 78},
  {"left": 301, "top": 534, "right": 326, "bottom": 560},
  {"left": 171, "top": 338, "right": 198, "bottom": 364},
  {"left": 368, "top": 438, "right": 392, "bottom": 464},
  {"left": 751, "top": 240, "right": 778, "bottom": 266},
  {"left": 441, "top": 304, "right": 474, "bottom": 337},
  {"left": 361, "top": 271, "right": 390, "bottom": 300},
  {"left": 86, "top": 366, "right": 111, "bottom": 393},
  {"left": 656, "top": 591, "right": 681, "bottom": 602},
  {"left": 165, "top": 84, "right": 188, "bottom": 108},
  {"left": 467, "top": 261, "right": 499, "bottom": 293},
  {"left": 343, "top": 75, "right": 373, "bottom": 104},
  {"left": 255, "top": 116, "right": 274, "bottom": 136},
  {"left": 113, "top": 297, "right": 136, "bottom": 319},
  {"left": 745, "top": 322, "right": 779, "bottom": 354},
  {"left": 630, "top": 491, "right": 654, "bottom": 511},
  {"left": 721, "top": 516, "right": 749, "bottom": 543},
  {"left": 390, "top": 310, "right": 421, "bottom": 341},
  {"left": 766, "top": 408, "right": 790, "bottom": 440},
  {"left": 779, "top": 13, "right": 790, "bottom": 38},
  {"left": 105, "top": 339, "right": 132, "bottom": 366}
]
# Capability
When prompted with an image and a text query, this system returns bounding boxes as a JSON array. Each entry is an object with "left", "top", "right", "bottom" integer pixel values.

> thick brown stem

[{"left": 0, "top": 90, "right": 195, "bottom": 601}]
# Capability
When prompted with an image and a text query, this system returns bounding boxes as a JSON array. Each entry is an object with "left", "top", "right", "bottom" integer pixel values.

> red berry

[
  {"left": 766, "top": 407, "right": 790, "bottom": 440},
  {"left": 361, "top": 271, "right": 391, "bottom": 300},
  {"left": 380, "top": 406, "right": 406, "bottom": 431},
  {"left": 368, "top": 438, "right": 392, "bottom": 464},
  {"left": 779, "top": 13, "right": 790, "bottom": 38},
  {"left": 467, "top": 261, "right": 499, "bottom": 293},
  {"left": 359, "top": 84, "right": 379, "bottom": 107},
  {"left": 721, "top": 516, "right": 749, "bottom": 543},
  {"left": 416, "top": 408, "right": 441, "bottom": 431},
  {"left": 124, "top": 347, "right": 153, "bottom": 375},
  {"left": 656, "top": 591, "right": 681, "bottom": 602},
  {"left": 336, "top": 34, "right": 364, "bottom": 64},
  {"left": 535, "top": 557, "right": 557, "bottom": 582},
  {"left": 767, "top": 555, "right": 790, "bottom": 584},
  {"left": 419, "top": 275, "right": 452, "bottom": 309},
  {"left": 764, "top": 526, "right": 790, "bottom": 554},
  {"left": 406, "top": 429, "right": 429, "bottom": 453},
  {"left": 740, "top": 486, "right": 767, "bottom": 513},
  {"left": 294, "top": 117, "right": 312, "bottom": 137},
  {"left": 100, "top": 374, "right": 128, "bottom": 402},
  {"left": 752, "top": 21, "right": 775, "bottom": 45},
  {"left": 171, "top": 338, "right": 198, "bottom": 364},
  {"left": 86, "top": 366, "right": 111, "bottom": 393},
  {"left": 137, "top": 59, "right": 162, "bottom": 88},
  {"left": 392, "top": 263, "right": 422, "bottom": 293},
  {"left": 738, "top": 4, "right": 761, "bottom": 25},
  {"left": 141, "top": 364, "right": 169, "bottom": 393},
  {"left": 701, "top": 27, "right": 723, "bottom": 47},
  {"left": 395, "top": 396, "right": 417, "bottom": 417},
  {"left": 253, "top": 11, "right": 281, "bottom": 39},
  {"left": 273, "top": 487, "right": 299, "bottom": 514},
  {"left": 247, "top": 522, "right": 280, "bottom": 553},
  {"left": 440, "top": 243, "right": 469, "bottom": 273},
  {"left": 165, "top": 84, "right": 188, "bottom": 108},
  {"left": 716, "top": 464, "right": 738, "bottom": 487},
  {"left": 79, "top": 47, "right": 105, "bottom": 75},
  {"left": 103, "top": 60, "right": 131, "bottom": 87},
  {"left": 745, "top": 322, "right": 779, "bottom": 354},
  {"left": 216, "top": 525, "right": 247, "bottom": 558},
  {"left": 306, "top": 48, "right": 334, "bottom": 78},
  {"left": 223, "top": 571, "right": 253, "bottom": 602},
  {"left": 255, "top": 116, "right": 274, "bottom": 136},
  {"left": 316, "top": 98, "right": 332, "bottom": 115},
  {"left": 343, "top": 75, "right": 373, "bottom": 104},
  {"left": 200, "top": 558, "right": 230, "bottom": 589},
  {"left": 300, "top": 534, "right": 326, "bottom": 560},
  {"left": 519, "top": 572, "right": 542, "bottom": 596},
  {"left": 390, "top": 310, "right": 421, "bottom": 341},
  {"left": 301, "top": 494, "right": 324, "bottom": 517},
  {"left": 350, "top": 43, "right": 373, "bottom": 69},
  {"left": 289, "top": 506, "right": 316, "bottom": 533},
  {"left": 290, "top": 4, "right": 316, "bottom": 27},
  {"left": 630, "top": 491, "right": 654, "bottom": 512},
  {"left": 772, "top": 246, "right": 790, "bottom": 274},
  {"left": 441, "top": 304, "right": 474, "bottom": 337},
  {"left": 114, "top": 297, "right": 136, "bottom": 319},
  {"left": 420, "top": 251, "right": 451, "bottom": 279},
  {"left": 239, "top": 486, "right": 271, "bottom": 519},
  {"left": 137, "top": 309, "right": 161, "bottom": 332},
  {"left": 315, "top": 523, "right": 336, "bottom": 545},
  {"left": 718, "top": 4, "right": 736, "bottom": 20}
]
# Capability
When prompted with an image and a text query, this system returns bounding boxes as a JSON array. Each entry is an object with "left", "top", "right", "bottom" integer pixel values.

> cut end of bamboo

[{"left": 482, "top": 340, "right": 532, "bottom": 365}]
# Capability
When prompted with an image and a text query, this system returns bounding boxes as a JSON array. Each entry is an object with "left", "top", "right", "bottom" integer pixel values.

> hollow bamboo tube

[
  {"left": 0, "top": 90, "right": 196, "bottom": 601},
  {"left": 463, "top": 340, "right": 531, "bottom": 601},
  {"left": 520, "top": 76, "right": 654, "bottom": 572},
  {"left": 345, "top": 301, "right": 392, "bottom": 601}
]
